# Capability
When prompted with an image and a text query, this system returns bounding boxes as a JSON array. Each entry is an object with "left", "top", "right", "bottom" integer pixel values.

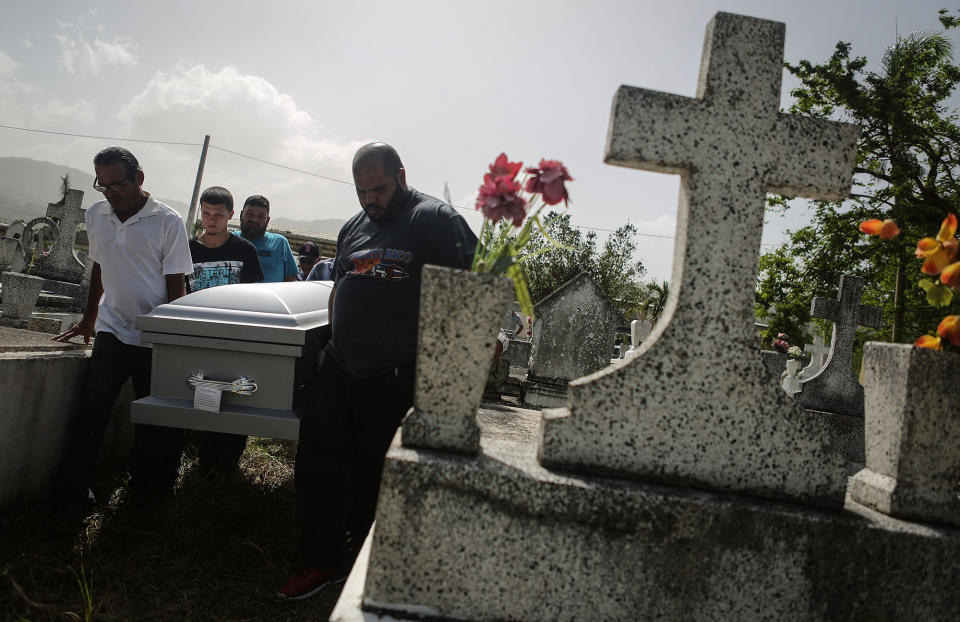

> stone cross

[
  {"left": 799, "top": 275, "right": 881, "bottom": 416},
  {"left": 800, "top": 334, "right": 829, "bottom": 379},
  {"left": 539, "top": 12, "right": 857, "bottom": 508},
  {"left": 32, "top": 189, "right": 85, "bottom": 283}
]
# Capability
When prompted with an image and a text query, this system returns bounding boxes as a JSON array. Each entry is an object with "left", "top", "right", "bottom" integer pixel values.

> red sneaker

[{"left": 276, "top": 567, "right": 347, "bottom": 600}]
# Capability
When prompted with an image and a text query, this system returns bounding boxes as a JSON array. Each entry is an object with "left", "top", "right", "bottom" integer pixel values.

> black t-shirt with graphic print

[
  {"left": 328, "top": 188, "right": 478, "bottom": 377},
  {"left": 186, "top": 234, "right": 264, "bottom": 293}
]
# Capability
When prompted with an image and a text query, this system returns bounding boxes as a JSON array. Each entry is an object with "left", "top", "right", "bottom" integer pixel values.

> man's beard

[
  {"left": 366, "top": 185, "right": 409, "bottom": 223},
  {"left": 241, "top": 222, "right": 266, "bottom": 238}
]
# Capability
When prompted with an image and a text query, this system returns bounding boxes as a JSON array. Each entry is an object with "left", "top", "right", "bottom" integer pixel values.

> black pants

[
  {"left": 197, "top": 431, "right": 248, "bottom": 471},
  {"left": 295, "top": 353, "right": 415, "bottom": 570},
  {"left": 55, "top": 332, "right": 183, "bottom": 500}
]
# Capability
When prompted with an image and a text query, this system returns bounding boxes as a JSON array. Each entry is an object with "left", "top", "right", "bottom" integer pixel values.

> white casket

[{"left": 130, "top": 281, "right": 331, "bottom": 440}]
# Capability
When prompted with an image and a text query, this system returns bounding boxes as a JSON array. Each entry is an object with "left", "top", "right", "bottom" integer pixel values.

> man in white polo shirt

[{"left": 52, "top": 146, "right": 193, "bottom": 506}]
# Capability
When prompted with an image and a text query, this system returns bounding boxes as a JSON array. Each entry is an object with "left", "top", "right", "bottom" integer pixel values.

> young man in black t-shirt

[
  {"left": 187, "top": 187, "right": 264, "bottom": 472},
  {"left": 187, "top": 187, "right": 263, "bottom": 293}
]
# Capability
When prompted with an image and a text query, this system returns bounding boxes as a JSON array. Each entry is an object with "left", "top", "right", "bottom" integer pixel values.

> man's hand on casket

[{"left": 53, "top": 317, "right": 96, "bottom": 344}]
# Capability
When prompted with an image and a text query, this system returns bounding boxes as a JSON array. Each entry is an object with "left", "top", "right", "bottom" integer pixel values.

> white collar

[{"left": 99, "top": 196, "right": 160, "bottom": 222}]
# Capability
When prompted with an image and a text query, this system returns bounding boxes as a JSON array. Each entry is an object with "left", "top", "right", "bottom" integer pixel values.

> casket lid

[{"left": 137, "top": 281, "right": 331, "bottom": 345}]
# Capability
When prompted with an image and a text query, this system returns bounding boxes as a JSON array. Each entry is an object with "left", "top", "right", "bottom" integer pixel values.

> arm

[
  {"left": 165, "top": 273, "right": 186, "bottom": 303},
  {"left": 283, "top": 238, "right": 298, "bottom": 281},
  {"left": 53, "top": 262, "right": 103, "bottom": 344}
]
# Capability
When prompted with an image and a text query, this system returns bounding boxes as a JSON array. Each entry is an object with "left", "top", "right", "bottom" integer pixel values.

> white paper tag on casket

[{"left": 194, "top": 385, "right": 222, "bottom": 412}]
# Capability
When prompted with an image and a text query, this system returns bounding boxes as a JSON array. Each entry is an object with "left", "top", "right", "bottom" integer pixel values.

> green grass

[{"left": 0, "top": 437, "right": 344, "bottom": 621}]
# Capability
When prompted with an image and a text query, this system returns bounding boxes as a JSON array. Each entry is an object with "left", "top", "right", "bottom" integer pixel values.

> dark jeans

[
  {"left": 55, "top": 331, "right": 183, "bottom": 500},
  {"left": 295, "top": 353, "right": 415, "bottom": 570}
]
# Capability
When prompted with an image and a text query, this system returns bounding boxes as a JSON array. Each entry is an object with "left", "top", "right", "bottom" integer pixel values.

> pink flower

[
  {"left": 489, "top": 153, "right": 523, "bottom": 179},
  {"left": 525, "top": 159, "right": 572, "bottom": 206},
  {"left": 476, "top": 174, "right": 527, "bottom": 226}
]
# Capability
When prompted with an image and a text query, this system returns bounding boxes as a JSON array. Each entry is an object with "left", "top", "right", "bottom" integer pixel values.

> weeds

[{"left": 0, "top": 437, "right": 342, "bottom": 621}]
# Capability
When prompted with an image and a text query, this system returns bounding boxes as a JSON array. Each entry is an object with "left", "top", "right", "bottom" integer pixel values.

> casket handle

[{"left": 187, "top": 371, "right": 258, "bottom": 395}]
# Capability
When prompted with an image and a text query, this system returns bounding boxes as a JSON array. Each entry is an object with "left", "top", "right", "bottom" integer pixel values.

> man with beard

[
  {"left": 277, "top": 143, "right": 478, "bottom": 600},
  {"left": 51, "top": 146, "right": 193, "bottom": 505},
  {"left": 235, "top": 195, "right": 298, "bottom": 282}
]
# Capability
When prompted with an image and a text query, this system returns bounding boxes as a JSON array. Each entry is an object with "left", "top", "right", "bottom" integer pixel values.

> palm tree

[
  {"left": 640, "top": 280, "right": 670, "bottom": 324},
  {"left": 59, "top": 173, "right": 71, "bottom": 201},
  {"left": 877, "top": 31, "right": 955, "bottom": 341}
]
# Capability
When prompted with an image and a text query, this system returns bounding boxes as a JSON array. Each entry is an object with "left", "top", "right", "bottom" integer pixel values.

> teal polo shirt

[{"left": 233, "top": 230, "right": 298, "bottom": 282}]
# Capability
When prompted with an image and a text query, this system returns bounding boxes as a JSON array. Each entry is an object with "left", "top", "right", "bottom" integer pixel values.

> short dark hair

[
  {"left": 200, "top": 186, "right": 234, "bottom": 212},
  {"left": 353, "top": 143, "right": 404, "bottom": 177},
  {"left": 93, "top": 146, "right": 140, "bottom": 179},
  {"left": 243, "top": 195, "right": 270, "bottom": 212}
]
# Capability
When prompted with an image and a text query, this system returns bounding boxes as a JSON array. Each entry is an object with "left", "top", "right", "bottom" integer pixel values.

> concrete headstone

[
  {"left": 538, "top": 12, "right": 858, "bottom": 507},
  {"left": 1, "top": 272, "right": 45, "bottom": 320},
  {"left": 631, "top": 318, "right": 652, "bottom": 347},
  {"left": 31, "top": 189, "right": 86, "bottom": 283},
  {"left": 850, "top": 343, "right": 960, "bottom": 527},
  {"left": 523, "top": 273, "right": 618, "bottom": 408},
  {"left": 5, "top": 220, "right": 26, "bottom": 240},
  {"left": 799, "top": 275, "right": 880, "bottom": 416},
  {"left": 0, "top": 238, "right": 27, "bottom": 274},
  {"left": 781, "top": 359, "right": 802, "bottom": 395}
]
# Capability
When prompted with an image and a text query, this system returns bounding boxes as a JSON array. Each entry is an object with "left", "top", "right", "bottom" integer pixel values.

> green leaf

[
  {"left": 924, "top": 282, "right": 954, "bottom": 308},
  {"left": 507, "top": 263, "right": 534, "bottom": 318}
]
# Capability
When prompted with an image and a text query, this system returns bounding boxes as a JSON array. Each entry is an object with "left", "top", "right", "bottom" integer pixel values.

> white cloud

[
  {"left": 115, "top": 65, "right": 368, "bottom": 222},
  {"left": 21, "top": 38, "right": 34, "bottom": 50},
  {"left": 57, "top": 34, "right": 137, "bottom": 76},
  {"left": 32, "top": 99, "right": 96, "bottom": 126},
  {"left": 0, "top": 48, "right": 32, "bottom": 124},
  {"left": 0, "top": 49, "right": 19, "bottom": 80}
]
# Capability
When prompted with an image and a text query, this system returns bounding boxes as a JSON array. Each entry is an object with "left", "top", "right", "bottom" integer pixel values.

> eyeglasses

[{"left": 93, "top": 177, "right": 132, "bottom": 193}]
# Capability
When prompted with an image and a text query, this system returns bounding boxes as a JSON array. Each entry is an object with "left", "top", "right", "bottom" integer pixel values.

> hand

[{"left": 53, "top": 317, "right": 95, "bottom": 344}]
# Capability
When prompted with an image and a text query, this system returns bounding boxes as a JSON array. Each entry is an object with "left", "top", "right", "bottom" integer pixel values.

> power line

[
  {"left": 0, "top": 124, "right": 202, "bottom": 146},
  {"left": 209, "top": 144, "right": 355, "bottom": 187},
  {"left": 0, "top": 122, "right": 783, "bottom": 247}
]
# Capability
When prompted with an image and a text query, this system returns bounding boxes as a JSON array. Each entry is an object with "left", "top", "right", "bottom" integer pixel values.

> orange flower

[
  {"left": 917, "top": 213, "right": 959, "bottom": 275},
  {"left": 915, "top": 334, "right": 942, "bottom": 349},
  {"left": 938, "top": 314, "right": 960, "bottom": 346},
  {"left": 859, "top": 219, "right": 900, "bottom": 239},
  {"left": 941, "top": 261, "right": 960, "bottom": 288}
]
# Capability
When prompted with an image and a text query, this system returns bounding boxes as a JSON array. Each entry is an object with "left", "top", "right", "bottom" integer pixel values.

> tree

[
  {"left": 519, "top": 211, "right": 647, "bottom": 315},
  {"left": 59, "top": 173, "right": 71, "bottom": 201},
  {"left": 758, "top": 11, "right": 960, "bottom": 348},
  {"left": 640, "top": 280, "right": 670, "bottom": 324}
]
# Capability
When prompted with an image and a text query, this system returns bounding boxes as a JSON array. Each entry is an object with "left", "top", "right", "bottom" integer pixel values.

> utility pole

[{"left": 185, "top": 134, "right": 211, "bottom": 237}]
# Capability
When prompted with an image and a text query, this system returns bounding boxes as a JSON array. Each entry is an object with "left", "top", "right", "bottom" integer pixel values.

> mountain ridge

[{"left": 0, "top": 157, "right": 344, "bottom": 236}]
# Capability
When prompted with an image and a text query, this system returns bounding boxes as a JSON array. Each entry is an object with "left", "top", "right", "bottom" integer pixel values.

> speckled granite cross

[
  {"left": 32, "top": 188, "right": 85, "bottom": 283},
  {"left": 539, "top": 12, "right": 858, "bottom": 507}
]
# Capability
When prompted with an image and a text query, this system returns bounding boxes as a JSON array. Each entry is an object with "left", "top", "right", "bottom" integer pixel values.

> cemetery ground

[{"left": 0, "top": 436, "right": 340, "bottom": 621}]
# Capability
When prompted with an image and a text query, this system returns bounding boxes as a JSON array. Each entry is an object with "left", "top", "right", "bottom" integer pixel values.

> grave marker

[
  {"left": 31, "top": 189, "right": 85, "bottom": 283},
  {"left": 799, "top": 275, "right": 880, "bottom": 416},
  {"left": 801, "top": 333, "right": 830, "bottom": 379},
  {"left": 522, "top": 273, "right": 618, "bottom": 408},
  {"left": 539, "top": 12, "right": 858, "bottom": 506}
]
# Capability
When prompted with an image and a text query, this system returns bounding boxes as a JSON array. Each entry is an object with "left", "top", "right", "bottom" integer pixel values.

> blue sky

[{"left": 0, "top": 0, "right": 955, "bottom": 281}]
